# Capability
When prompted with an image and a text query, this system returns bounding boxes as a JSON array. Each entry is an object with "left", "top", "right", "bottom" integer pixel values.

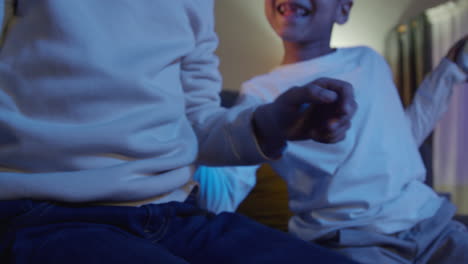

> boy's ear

[{"left": 335, "top": 0, "right": 354, "bottom": 25}]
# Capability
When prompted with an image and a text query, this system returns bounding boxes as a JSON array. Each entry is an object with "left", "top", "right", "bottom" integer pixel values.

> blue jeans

[{"left": 0, "top": 198, "right": 356, "bottom": 264}]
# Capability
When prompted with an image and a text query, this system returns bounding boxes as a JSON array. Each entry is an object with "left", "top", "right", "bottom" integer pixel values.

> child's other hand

[
  {"left": 446, "top": 35, "right": 468, "bottom": 74},
  {"left": 253, "top": 78, "right": 357, "bottom": 158}
]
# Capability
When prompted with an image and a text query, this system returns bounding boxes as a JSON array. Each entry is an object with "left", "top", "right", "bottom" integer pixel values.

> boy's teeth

[{"left": 277, "top": 3, "right": 310, "bottom": 17}]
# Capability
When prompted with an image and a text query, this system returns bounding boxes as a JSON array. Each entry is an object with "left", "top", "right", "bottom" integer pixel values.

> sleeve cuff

[
  {"left": 228, "top": 105, "right": 285, "bottom": 164},
  {"left": 440, "top": 58, "right": 467, "bottom": 83}
]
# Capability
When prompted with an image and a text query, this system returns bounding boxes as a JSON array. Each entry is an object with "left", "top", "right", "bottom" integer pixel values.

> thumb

[{"left": 277, "top": 84, "right": 338, "bottom": 110}]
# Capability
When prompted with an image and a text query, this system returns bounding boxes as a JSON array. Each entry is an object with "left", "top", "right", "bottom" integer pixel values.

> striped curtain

[
  {"left": 427, "top": 0, "right": 468, "bottom": 215},
  {"left": 385, "top": 13, "right": 434, "bottom": 186},
  {"left": 385, "top": 0, "right": 468, "bottom": 215}
]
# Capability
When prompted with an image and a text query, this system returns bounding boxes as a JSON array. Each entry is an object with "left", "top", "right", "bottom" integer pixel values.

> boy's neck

[{"left": 281, "top": 40, "right": 335, "bottom": 65}]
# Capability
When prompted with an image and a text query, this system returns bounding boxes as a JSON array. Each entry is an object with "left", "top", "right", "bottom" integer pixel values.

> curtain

[
  {"left": 385, "top": 13, "right": 434, "bottom": 186},
  {"left": 386, "top": 0, "right": 468, "bottom": 215},
  {"left": 426, "top": 0, "right": 468, "bottom": 214}
]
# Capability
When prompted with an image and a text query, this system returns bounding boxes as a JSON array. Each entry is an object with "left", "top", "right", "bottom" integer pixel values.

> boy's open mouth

[{"left": 276, "top": 2, "right": 311, "bottom": 17}]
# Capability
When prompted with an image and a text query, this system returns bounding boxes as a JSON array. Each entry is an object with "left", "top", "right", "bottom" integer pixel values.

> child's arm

[
  {"left": 182, "top": 1, "right": 356, "bottom": 166},
  {"left": 405, "top": 36, "right": 467, "bottom": 146}
]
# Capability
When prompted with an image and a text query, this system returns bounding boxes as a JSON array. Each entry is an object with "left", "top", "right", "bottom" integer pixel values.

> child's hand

[
  {"left": 446, "top": 35, "right": 468, "bottom": 74},
  {"left": 253, "top": 78, "right": 357, "bottom": 159}
]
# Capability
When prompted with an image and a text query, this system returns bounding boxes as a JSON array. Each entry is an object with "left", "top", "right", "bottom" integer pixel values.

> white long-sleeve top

[
  {"left": 0, "top": 0, "right": 270, "bottom": 204},
  {"left": 195, "top": 47, "right": 466, "bottom": 239}
]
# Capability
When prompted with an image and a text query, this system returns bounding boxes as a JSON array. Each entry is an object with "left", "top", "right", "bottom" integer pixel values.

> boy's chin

[{"left": 278, "top": 32, "right": 307, "bottom": 43}]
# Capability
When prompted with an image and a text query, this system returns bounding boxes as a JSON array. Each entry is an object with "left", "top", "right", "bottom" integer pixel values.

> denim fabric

[{"left": 0, "top": 199, "right": 356, "bottom": 264}]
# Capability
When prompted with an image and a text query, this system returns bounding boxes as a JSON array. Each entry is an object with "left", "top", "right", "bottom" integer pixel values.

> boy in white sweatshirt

[
  {"left": 195, "top": 0, "right": 468, "bottom": 263},
  {"left": 0, "top": 1, "right": 359, "bottom": 263}
]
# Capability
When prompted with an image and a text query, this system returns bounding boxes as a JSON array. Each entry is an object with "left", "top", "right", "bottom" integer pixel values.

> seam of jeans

[
  {"left": 5, "top": 202, "right": 55, "bottom": 233},
  {"left": 142, "top": 205, "right": 169, "bottom": 242},
  {"left": 143, "top": 205, "right": 153, "bottom": 231},
  {"left": 149, "top": 216, "right": 170, "bottom": 243},
  {"left": 32, "top": 228, "right": 67, "bottom": 261},
  {"left": 20, "top": 200, "right": 34, "bottom": 213},
  {"left": 19, "top": 202, "right": 55, "bottom": 219},
  {"left": 1, "top": 202, "right": 57, "bottom": 244},
  {"left": 0, "top": 200, "right": 34, "bottom": 222},
  {"left": 0, "top": 200, "right": 34, "bottom": 226},
  {"left": 30, "top": 224, "right": 131, "bottom": 261}
]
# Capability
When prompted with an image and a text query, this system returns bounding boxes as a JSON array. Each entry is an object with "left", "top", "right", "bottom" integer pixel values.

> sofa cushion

[{"left": 236, "top": 164, "right": 292, "bottom": 232}]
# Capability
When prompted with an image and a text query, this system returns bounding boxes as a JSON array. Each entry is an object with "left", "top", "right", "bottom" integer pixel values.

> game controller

[{"left": 457, "top": 40, "right": 468, "bottom": 73}]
